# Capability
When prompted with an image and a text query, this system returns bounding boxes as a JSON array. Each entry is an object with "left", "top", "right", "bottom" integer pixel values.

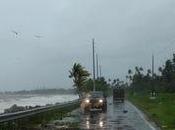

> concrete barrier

[{"left": 0, "top": 99, "right": 79, "bottom": 123}]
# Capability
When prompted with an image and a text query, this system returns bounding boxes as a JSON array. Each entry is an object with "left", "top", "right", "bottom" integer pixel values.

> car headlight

[
  {"left": 85, "top": 99, "right": 90, "bottom": 103},
  {"left": 86, "top": 121, "right": 89, "bottom": 125},
  {"left": 99, "top": 121, "right": 103, "bottom": 127},
  {"left": 99, "top": 99, "right": 103, "bottom": 103}
]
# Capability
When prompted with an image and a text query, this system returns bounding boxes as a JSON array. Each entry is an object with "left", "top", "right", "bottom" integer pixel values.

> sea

[{"left": 0, "top": 94, "right": 78, "bottom": 113}]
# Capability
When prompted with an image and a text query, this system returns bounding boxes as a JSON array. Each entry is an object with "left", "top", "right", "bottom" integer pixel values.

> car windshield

[
  {"left": 0, "top": 1, "right": 174, "bottom": 130},
  {"left": 90, "top": 92, "right": 103, "bottom": 98}
]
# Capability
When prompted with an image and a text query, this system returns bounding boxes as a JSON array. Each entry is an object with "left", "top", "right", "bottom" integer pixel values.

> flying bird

[
  {"left": 34, "top": 35, "right": 43, "bottom": 38},
  {"left": 12, "top": 30, "right": 18, "bottom": 35}
]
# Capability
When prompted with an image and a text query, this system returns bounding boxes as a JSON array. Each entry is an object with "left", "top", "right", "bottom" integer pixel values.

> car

[{"left": 81, "top": 91, "right": 107, "bottom": 113}]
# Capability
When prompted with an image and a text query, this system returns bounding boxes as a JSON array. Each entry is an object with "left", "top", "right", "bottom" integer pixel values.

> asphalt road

[{"left": 79, "top": 97, "right": 160, "bottom": 130}]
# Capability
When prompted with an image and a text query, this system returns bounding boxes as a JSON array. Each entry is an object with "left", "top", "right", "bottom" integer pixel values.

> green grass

[{"left": 128, "top": 93, "right": 175, "bottom": 130}]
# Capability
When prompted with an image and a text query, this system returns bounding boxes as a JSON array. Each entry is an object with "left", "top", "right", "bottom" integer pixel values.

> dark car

[{"left": 81, "top": 91, "right": 107, "bottom": 113}]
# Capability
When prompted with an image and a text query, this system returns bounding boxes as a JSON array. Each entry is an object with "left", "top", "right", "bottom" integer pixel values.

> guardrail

[{"left": 0, "top": 99, "right": 79, "bottom": 123}]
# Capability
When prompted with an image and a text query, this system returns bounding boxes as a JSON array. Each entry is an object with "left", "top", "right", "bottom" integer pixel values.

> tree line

[
  {"left": 126, "top": 54, "right": 175, "bottom": 94},
  {"left": 69, "top": 54, "right": 175, "bottom": 97}
]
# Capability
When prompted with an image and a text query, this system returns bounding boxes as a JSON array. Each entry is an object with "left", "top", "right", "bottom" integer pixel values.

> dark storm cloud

[{"left": 0, "top": 0, "right": 175, "bottom": 91}]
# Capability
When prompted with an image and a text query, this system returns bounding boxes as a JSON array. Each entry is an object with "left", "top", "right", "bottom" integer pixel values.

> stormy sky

[{"left": 0, "top": 0, "right": 175, "bottom": 91}]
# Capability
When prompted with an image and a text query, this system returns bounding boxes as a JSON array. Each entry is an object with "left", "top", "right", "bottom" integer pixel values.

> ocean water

[{"left": 0, "top": 94, "right": 78, "bottom": 113}]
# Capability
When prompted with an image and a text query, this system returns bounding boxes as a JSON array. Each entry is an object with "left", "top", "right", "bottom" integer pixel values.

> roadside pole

[
  {"left": 96, "top": 54, "right": 99, "bottom": 79},
  {"left": 99, "top": 65, "right": 102, "bottom": 78},
  {"left": 92, "top": 38, "right": 96, "bottom": 91},
  {"left": 151, "top": 54, "right": 155, "bottom": 96}
]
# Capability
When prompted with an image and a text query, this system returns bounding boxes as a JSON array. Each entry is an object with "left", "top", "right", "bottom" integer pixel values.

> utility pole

[
  {"left": 99, "top": 65, "right": 102, "bottom": 78},
  {"left": 92, "top": 38, "right": 96, "bottom": 91},
  {"left": 96, "top": 54, "right": 99, "bottom": 79},
  {"left": 152, "top": 54, "right": 154, "bottom": 78},
  {"left": 152, "top": 54, "right": 155, "bottom": 95}
]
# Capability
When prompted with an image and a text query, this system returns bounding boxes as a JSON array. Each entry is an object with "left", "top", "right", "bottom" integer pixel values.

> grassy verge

[{"left": 128, "top": 93, "right": 175, "bottom": 130}]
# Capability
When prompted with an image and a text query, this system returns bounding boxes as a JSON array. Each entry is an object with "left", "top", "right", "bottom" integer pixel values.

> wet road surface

[{"left": 80, "top": 97, "right": 159, "bottom": 130}]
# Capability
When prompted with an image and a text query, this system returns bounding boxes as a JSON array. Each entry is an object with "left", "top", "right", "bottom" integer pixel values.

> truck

[{"left": 113, "top": 87, "right": 125, "bottom": 102}]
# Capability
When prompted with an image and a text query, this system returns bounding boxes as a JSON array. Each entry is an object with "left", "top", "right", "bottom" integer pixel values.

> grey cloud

[{"left": 0, "top": 0, "right": 175, "bottom": 91}]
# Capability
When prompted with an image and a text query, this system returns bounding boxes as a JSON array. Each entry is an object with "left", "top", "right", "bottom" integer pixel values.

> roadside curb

[{"left": 127, "top": 100, "right": 162, "bottom": 130}]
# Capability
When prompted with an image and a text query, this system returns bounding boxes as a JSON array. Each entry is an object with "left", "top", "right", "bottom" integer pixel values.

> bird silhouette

[
  {"left": 12, "top": 30, "right": 18, "bottom": 35},
  {"left": 34, "top": 35, "right": 43, "bottom": 38}
]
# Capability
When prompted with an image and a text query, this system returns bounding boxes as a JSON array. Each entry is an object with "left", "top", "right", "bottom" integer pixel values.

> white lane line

[{"left": 126, "top": 101, "right": 158, "bottom": 130}]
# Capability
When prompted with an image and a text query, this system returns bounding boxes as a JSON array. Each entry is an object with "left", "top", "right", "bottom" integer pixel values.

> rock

[{"left": 4, "top": 104, "right": 25, "bottom": 113}]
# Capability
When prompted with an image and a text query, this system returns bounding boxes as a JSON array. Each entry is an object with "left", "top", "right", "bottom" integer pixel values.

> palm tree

[
  {"left": 146, "top": 69, "right": 151, "bottom": 77},
  {"left": 111, "top": 79, "right": 117, "bottom": 88},
  {"left": 128, "top": 69, "right": 133, "bottom": 81},
  {"left": 158, "top": 67, "right": 163, "bottom": 73},
  {"left": 139, "top": 67, "right": 144, "bottom": 71},
  {"left": 112, "top": 79, "right": 117, "bottom": 85},
  {"left": 108, "top": 78, "right": 111, "bottom": 83},
  {"left": 69, "top": 63, "right": 90, "bottom": 98},
  {"left": 128, "top": 69, "right": 132, "bottom": 75}
]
